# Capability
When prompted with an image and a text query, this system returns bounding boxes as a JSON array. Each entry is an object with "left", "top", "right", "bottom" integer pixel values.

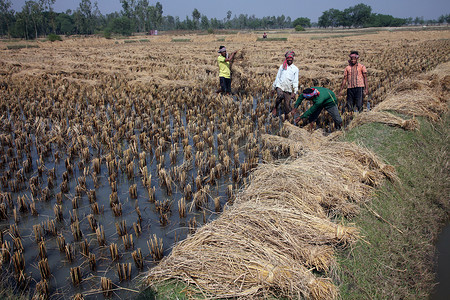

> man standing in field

[
  {"left": 217, "top": 45, "right": 237, "bottom": 95},
  {"left": 292, "top": 87, "right": 342, "bottom": 130},
  {"left": 271, "top": 50, "right": 299, "bottom": 117},
  {"left": 338, "top": 50, "right": 368, "bottom": 112}
]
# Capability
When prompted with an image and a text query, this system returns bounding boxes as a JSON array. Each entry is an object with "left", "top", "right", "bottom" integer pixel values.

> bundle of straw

[
  {"left": 147, "top": 202, "right": 343, "bottom": 299},
  {"left": 373, "top": 90, "right": 448, "bottom": 122},
  {"left": 261, "top": 133, "right": 302, "bottom": 157},
  {"left": 282, "top": 122, "right": 342, "bottom": 150},
  {"left": 348, "top": 111, "right": 419, "bottom": 131}
]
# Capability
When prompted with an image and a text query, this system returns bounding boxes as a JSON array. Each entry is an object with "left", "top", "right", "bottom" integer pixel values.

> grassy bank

[{"left": 337, "top": 111, "right": 449, "bottom": 299}]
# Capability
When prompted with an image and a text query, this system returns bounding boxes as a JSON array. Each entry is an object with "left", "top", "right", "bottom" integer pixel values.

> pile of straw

[
  {"left": 372, "top": 63, "right": 450, "bottom": 122},
  {"left": 146, "top": 131, "right": 395, "bottom": 298},
  {"left": 261, "top": 133, "right": 302, "bottom": 158},
  {"left": 146, "top": 202, "right": 345, "bottom": 299},
  {"left": 348, "top": 111, "right": 420, "bottom": 131},
  {"left": 373, "top": 90, "right": 447, "bottom": 122}
]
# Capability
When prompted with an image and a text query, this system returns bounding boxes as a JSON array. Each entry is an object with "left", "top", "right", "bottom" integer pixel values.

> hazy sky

[{"left": 10, "top": 0, "right": 450, "bottom": 22}]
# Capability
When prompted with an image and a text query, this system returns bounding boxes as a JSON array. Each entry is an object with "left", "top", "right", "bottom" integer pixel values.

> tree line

[{"left": 0, "top": 0, "right": 449, "bottom": 39}]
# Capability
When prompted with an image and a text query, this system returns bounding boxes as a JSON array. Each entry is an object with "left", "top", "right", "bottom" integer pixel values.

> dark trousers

[
  {"left": 219, "top": 77, "right": 231, "bottom": 94},
  {"left": 307, "top": 105, "right": 342, "bottom": 128},
  {"left": 274, "top": 87, "right": 292, "bottom": 115},
  {"left": 346, "top": 87, "right": 364, "bottom": 112}
]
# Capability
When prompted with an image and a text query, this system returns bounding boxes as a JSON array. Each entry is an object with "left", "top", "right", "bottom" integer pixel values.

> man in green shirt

[
  {"left": 292, "top": 87, "right": 342, "bottom": 130},
  {"left": 217, "top": 45, "right": 237, "bottom": 95}
]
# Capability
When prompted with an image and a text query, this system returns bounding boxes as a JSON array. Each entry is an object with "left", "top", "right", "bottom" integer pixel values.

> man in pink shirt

[{"left": 339, "top": 51, "right": 368, "bottom": 113}]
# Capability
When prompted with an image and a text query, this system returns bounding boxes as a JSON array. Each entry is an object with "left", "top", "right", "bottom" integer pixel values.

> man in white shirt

[{"left": 271, "top": 50, "right": 299, "bottom": 117}]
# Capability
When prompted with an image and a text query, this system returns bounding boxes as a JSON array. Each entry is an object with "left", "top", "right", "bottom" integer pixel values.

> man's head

[
  {"left": 302, "top": 88, "right": 319, "bottom": 99},
  {"left": 349, "top": 50, "right": 359, "bottom": 65},
  {"left": 218, "top": 45, "right": 227, "bottom": 56},
  {"left": 285, "top": 50, "right": 295, "bottom": 65}
]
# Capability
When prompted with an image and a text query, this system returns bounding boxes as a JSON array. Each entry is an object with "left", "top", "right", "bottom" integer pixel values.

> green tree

[
  {"left": 318, "top": 8, "right": 342, "bottom": 28},
  {"left": 200, "top": 15, "right": 209, "bottom": 30},
  {"left": 24, "top": 0, "right": 43, "bottom": 39},
  {"left": 39, "top": 0, "right": 55, "bottom": 33},
  {"left": 345, "top": 3, "right": 372, "bottom": 27},
  {"left": 110, "top": 15, "right": 132, "bottom": 35},
  {"left": 438, "top": 14, "right": 450, "bottom": 24},
  {"left": 192, "top": 8, "right": 200, "bottom": 29},
  {"left": 55, "top": 12, "right": 74, "bottom": 35},
  {"left": 135, "top": 0, "right": 149, "bottom": 32},
  {"left": 414, "top": 16, "right": 424, "bottom": 25},
  {"left": 74, "top": 0, "right": 94, "bottom": 34},
  {"left": 148, "top": 2, "right": 162, "bottom": 30},
  {"left": 292, "top": 17, "right": 311, "bottom": 28},
  {"left": 0, "top": 0, "right": 14, "bottom": 36}
]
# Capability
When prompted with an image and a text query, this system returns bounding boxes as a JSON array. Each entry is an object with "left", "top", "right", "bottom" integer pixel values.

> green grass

[
  {"left": 135, "top": 280, "right": 190, "bottom": 300},
  {"left": 257, "top": 37, "right": 288, "bottom": 41},
  {"left": 337, "top": 112, "right": 449, "bottom": 299},
  {"left": 171, "top": 39, "right": 191, "bottom": 42},
  {"left": 310, "top": 31, "right": 379, "bottom": 40},
  {"left": 6, "top": 44, "right": 39, "bottom": 49}
]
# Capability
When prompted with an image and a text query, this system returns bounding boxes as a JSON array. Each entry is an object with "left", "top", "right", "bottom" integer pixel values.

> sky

[{"left": 10, "top": 0, "right": 450, "bottom": 22}]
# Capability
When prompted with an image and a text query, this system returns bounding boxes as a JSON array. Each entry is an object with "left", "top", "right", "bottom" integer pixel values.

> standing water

[{"left": 431, "top": 223, "right": 450, "bottom": 300}]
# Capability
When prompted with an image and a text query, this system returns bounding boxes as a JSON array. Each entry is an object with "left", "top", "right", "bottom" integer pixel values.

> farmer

[
  {"left": 292, "top": 87, "right": 342, "bottom": 129},
  {"left": 217, "top": 45, "right": 237, "bottom": 95},
  {"left": 338, "top": 50, "right": 368, "bottom": 112},
  {"left": 271, "top": 50, "right": 299, "bottom": 117},
  {"left": 263, "top": 32, "right": 267, "bottom": 38}
]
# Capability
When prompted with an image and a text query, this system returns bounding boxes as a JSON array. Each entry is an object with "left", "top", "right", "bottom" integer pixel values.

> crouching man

[{"left": 291, "top": 87, "right": 342, "bottom": 130}]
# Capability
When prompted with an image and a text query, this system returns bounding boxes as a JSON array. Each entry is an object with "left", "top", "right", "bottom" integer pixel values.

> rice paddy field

[{"left": 0, "top": 28, "right": 449, "bottom": 299}]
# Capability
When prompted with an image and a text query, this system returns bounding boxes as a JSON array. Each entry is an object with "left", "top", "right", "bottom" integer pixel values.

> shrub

[
  {"left": 104, "top": 30, "right": 112, "bottom": 39},
  {"left": 48, "top": 33, "right": 62, "bottom": 42},
  {"left": 295, "top": 25, "right": 305, "bottom": 31}
]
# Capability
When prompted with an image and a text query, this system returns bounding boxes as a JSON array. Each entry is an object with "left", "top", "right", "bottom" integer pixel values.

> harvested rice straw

[
  {"left": 348, "top": 111, "right": 419, "bottom": 131},
  {"left": 222, "top": 202, "right": 359, "bottom": 246},
  {"left": 260, "top": 134, "right": 302, "bottom": 157},
  {"left": 234, "top": 188, "right": 327, "bottom": 219},
  {"left": 372, "top": 90, "right": 448, "bottom": 122},
  {"left": 319, "top": 141, "right": 398, "bottom": 183},
  {"left": 282, "top": 121, "right": 342, "bottom": 150},
  {"left": 147, "top": 213, "right": 340, "bottom": 299},
  {"left": 243, "top": 155, "right": 380, "bottom": 216}
]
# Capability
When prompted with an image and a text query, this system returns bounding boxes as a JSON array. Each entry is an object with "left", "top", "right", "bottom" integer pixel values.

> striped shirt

[{"left": 344, "top": 63, "right": 367, "bottom": 88}]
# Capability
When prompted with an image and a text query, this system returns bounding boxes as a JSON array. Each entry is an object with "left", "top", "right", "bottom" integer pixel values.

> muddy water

[
  {"left": 431, "top": 223, "right": 450, "bottom": 300},
  {"left": 0, "top": 96, "right": 280, "bottom": 299}
]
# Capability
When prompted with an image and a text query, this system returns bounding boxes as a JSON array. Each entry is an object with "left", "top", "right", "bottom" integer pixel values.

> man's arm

[
  {"left": 363, "top": 71, "right": 368, "bottom": 96},
  {"left": 225, "top": 50, "right": 237, "bottom": 62},
  {"left": 292, "top": 67, "right": 299, "bottom": 98},
  {"left": 338, "top": 76, "right": 347, "bottom": 98}
]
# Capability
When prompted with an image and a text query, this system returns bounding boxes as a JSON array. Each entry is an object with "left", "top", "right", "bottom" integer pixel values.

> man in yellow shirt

[{"left": 217, "top": 46, "right": 237, "bottom": 95}]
